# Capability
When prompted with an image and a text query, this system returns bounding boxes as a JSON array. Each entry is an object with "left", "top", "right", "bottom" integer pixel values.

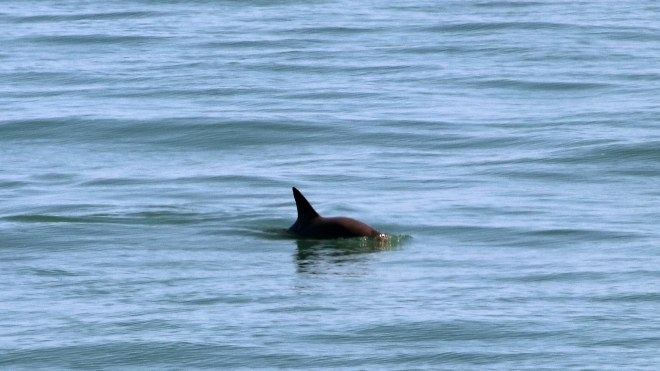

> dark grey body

[
  {"left": 287, "top": 187, "right": 382, "bottom": 239},
  {"left": 289, "top": 216, "right": 381, "bottom": 239}
]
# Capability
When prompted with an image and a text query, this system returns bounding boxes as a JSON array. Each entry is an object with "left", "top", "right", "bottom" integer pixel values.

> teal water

[{"left": 2, "top": 0, "right": 660, "bottom": 369}]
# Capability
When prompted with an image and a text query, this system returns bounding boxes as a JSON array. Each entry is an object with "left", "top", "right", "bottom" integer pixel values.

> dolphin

[{"left": 287, "top": 187, "right": 383, "bottom": 239}]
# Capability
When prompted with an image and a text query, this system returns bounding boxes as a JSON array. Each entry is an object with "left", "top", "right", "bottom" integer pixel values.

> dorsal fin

[{"left": 292, "top": 187, "right": 320, "bottom": 221}]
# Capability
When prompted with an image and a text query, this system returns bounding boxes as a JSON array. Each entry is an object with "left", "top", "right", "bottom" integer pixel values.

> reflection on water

[{"left": 294, "top": 235, "right": 408, "bottom": 274}]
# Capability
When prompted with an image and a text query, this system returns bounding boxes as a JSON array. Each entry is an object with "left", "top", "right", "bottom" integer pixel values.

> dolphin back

[{"left": 288, "top": 188, "right": 382, "bottom": 239}]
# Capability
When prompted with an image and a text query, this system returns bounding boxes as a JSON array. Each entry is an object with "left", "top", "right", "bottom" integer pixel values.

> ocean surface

[{"left": 2, "top": 0, "right": 659, "bottom": 369}]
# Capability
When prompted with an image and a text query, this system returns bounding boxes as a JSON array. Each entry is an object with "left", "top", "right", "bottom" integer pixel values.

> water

[{"left": 2, "top": 0, "right": 660, "bottom": 369}]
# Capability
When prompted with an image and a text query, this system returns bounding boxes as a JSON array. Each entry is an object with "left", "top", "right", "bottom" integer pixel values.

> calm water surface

[{"left": 1, "top": 0, "right": 659, "bottom": 369}]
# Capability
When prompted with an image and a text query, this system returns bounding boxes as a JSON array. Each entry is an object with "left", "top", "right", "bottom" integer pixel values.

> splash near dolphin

[{"left": 287, "top": 187, "right": 384, "bottom": 239}]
